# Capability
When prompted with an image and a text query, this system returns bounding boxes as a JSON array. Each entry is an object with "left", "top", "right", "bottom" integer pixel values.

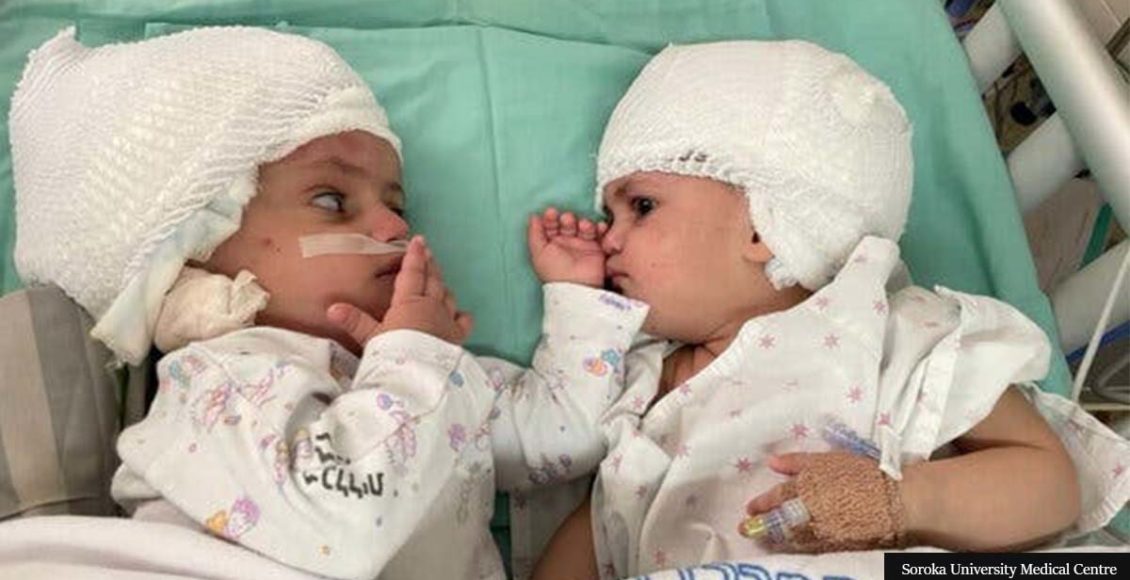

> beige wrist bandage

[{"left": 780, "top": 452, "right": 908, "bottom": 553}]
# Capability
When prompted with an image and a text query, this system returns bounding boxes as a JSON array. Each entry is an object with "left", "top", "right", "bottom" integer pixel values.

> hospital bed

[{"left": 0, "top": 0, "right": 1127, "bottom": 576}]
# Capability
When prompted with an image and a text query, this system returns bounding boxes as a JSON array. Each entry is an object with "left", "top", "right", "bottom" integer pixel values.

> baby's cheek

[
  {"left": 259, "top": 236, "right": 281, "bottom": 253},
  {"left": 640, "top": 309, "right": 664, "bottom": 336},
  {"left": 366, "top": 277, "right": 396, "bottom": 317}
]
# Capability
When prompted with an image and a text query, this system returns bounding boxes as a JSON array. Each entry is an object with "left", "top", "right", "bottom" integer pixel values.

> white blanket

[
  {"left": 0, "top": 515, "right": 316, "bottom": 580},
  {"left": 1, "top": 515, "right": 1124, "bottom": 580}
]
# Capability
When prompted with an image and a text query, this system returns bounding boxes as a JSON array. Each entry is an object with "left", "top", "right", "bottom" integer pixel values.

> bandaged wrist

[{"left": 790, "top": 452, "right": 909, "bottom": 552}]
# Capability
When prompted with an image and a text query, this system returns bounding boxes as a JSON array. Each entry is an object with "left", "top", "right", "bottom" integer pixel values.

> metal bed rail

[{"left": 961, "top": 0, "right": 1130, "bottom": 367}]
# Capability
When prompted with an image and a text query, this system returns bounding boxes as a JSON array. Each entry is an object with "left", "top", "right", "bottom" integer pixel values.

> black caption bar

[{"left": 886, "top": 552, "right": 1128, "bottom": 579}]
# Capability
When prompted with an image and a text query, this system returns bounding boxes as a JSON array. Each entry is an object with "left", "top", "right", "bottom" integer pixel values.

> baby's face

[
  {"left": 203, "top": 130, "right": 407, "bottom": 353},
  {"left": 600, "top": 172, "right": 773, "bottom": 342}
]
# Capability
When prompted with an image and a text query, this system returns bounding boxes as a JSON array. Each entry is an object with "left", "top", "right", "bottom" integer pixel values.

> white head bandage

[
  {"left": 11, "top": 26, "right": 402, "bottom": 364},
  {"left": 299, "top": 234, "right": 408, "bottom": 257},
  {"left": 596, "top": 40, "right": 913, "bottom": 291}
]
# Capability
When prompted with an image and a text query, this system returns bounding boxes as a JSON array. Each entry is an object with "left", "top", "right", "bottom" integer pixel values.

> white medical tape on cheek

[{"left": 299, "top": 233, "right": 408, "bottom": 257}]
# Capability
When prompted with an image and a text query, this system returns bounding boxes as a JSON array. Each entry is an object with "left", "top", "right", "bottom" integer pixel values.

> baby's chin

[
  {"left": 640, "top": 315, "right": 710, "bottom": 344},
  {"left": 256, "top": 306, "right": 370, "bottom": 355},
  {"left": 331, "top": 330, "right": 365, "bottom": 356},
  {"left": 303, "top": 319, "right": 367, "bottom": 356},
  {"left": 365, "top": 295, "right": 393, "bottom": 322},
  {"left": 640, "top": 313, "right": 663, "bottom": 337}
]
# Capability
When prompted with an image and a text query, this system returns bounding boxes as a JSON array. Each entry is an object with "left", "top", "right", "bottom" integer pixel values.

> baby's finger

[
  {"left": 444, "top": 294, "right": 458, "bottom": 317},
  {"left": 560, "top": 212, "right": 578, "bottom": 237},
  {"left": 596, "top": 221, "right": 609, "bottom": 238},
  {"left": 767, "top": 453, "right": 813, "bottom": 476},
  {"left": 745, "top": 481, "right": 796, "bottom": 516},
  {"left": 423, "top": 247, "right": 446, "bottom": 300},
  {"left": 423, "top": 246, "right": 446, "bottom": 284},
  {"left": 578, "top": 219, "right": 597, "bottom": 241},
  {"left": 326, "top": 302, "right": 383, "bottom": 346},
  {"left": 527, "top": 214, "right": 548, "bottom": 250},
  {"left": 392, "top": 236, "right": 428, "bottom": 300},
  {"left": 430, "top": 254, "right": 449, "bottom": 287},
  {"left": 543, "top": 207, "right": 561, "bottom": 238},
  {"left": 455, "top": 311, "right": 475, "bottom": 340}
]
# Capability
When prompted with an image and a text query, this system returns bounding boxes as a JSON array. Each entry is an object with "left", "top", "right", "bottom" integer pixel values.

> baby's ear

[{"left": 743, "top": 231, "right": 774, "bottom": 265}]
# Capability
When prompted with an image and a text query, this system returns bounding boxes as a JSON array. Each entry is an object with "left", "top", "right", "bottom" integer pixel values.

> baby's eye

[
  {"left": 629, "top": 196, "right": 656, "bottom": 217},
  {"left": 382, "top": 188, "right": 406, "bottom": 218},
  {"left": 601, "top": 206, "right": 615, "bottom": 228},
  {"left": 311, "top": 191, "right": 346, "bottom": 213},
  {"left": 384, "top": 198, "right": 406, "bottom": 218}
]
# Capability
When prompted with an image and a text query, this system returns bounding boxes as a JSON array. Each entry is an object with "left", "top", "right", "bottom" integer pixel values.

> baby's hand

[
  {"left": 740, "top": 452, "right": 907, "bottom": 553},
  {"left": 327, "top": 236, "right": 474, "bottom": 347},
  {"left": 527, "top": 207, "right": 608, "bottom": 287}
]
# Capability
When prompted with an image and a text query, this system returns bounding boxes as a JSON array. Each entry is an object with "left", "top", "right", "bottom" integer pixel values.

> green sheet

[{"left": 0, "top": 0, "right": 1070, "bottom": 397}]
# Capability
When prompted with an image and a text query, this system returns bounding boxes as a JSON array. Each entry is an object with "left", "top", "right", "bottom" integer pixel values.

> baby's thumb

[
  {"left": 327, "top": 303, "right": 383, "bottom": 346},
  {"left": 455, "top": 311, "right": 475, "bottom": 341},
  {"left": 526, "top": 214, "right": 546, "bottom": 253}
]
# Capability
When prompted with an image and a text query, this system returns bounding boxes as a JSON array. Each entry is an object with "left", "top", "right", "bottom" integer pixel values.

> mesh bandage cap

[
  {"left": 596, "top": 41, "right": 913, "bottom": 290},
  {"left": 11, "top": 27, "right": 400, "bottom": 364}
]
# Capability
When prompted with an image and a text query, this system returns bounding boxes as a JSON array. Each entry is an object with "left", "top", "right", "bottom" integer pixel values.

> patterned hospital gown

[
  {"left": 111, "top": 283, "right": 648, "bottom": 580},
  {"left": 587, "top": 236, "right": 1130, "bottom": 578}
]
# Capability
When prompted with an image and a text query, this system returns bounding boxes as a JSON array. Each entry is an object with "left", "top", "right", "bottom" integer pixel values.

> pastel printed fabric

[
  {"left": 112, "top": 283, "right": 647, "bottom": 580},
  {"left": 590, "top": 236, "right": 1130, "bottom": 578}
]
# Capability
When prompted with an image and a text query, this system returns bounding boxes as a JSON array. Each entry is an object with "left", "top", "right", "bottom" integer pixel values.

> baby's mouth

[{"left": 605, "top": 274, "right": 626, "bottom": 293}]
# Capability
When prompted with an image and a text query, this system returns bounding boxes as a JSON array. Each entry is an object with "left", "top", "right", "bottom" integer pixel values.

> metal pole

[
  {"left": 999, "top": 0, "right": 1130, "bottom": 233},
  {"left": 962, "top": 3, "right": 1022, "bottom": 93},
  {"left": 1006, "top": 113, "right": 1085, "bottom": 213}
]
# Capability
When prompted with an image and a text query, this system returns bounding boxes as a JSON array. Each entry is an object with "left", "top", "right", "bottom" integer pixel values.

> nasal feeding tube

[
  {"left": 739, "top": 419, "right": 881, "bottom": 542},
  {"left": 299, "top": 233, "right": 408, "bottom": 257}
]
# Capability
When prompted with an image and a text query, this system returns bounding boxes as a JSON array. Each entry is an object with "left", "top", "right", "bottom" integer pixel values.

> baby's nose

[
  {"left": 369, "top": 205, "right": 409, "bottom": 242},
  {"left": 600, "top": 224, "right": 623, "bottom": 254}
]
